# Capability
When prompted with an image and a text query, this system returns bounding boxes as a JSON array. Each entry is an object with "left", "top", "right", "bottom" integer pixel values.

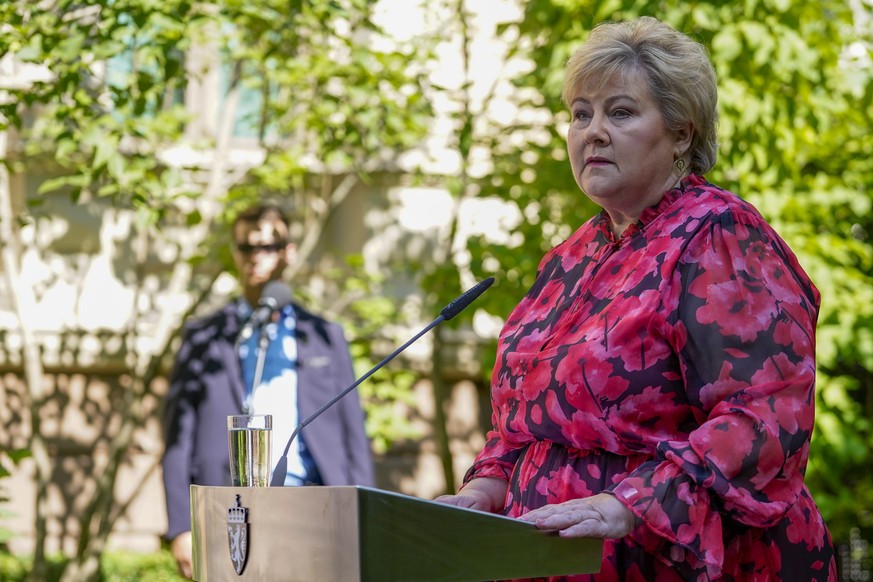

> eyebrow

[{"left": 571, "top": 94, "right": 641, "bottom": 107}]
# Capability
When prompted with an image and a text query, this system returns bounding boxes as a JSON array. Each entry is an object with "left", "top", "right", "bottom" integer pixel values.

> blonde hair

[{"left": 562, "top": 17, "right": 719, "bottom": 174}]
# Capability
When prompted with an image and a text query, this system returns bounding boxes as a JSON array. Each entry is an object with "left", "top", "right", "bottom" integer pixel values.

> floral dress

[{"left": 465, "top": 175, "right": 837, "bottom": 581}]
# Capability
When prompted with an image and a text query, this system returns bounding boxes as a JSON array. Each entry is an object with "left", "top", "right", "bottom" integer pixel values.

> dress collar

[{"left": 596, "top": 174, "right": 703, "bottom": 240}]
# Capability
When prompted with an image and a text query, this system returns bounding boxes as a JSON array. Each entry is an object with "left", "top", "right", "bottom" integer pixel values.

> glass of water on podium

[{"left": 227, "top": 414, "right": 272, "bottom": 487}]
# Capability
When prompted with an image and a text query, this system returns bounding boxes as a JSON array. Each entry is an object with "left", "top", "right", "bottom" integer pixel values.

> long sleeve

[
  {"left": 609, "top": 207, "right": 821, "bottom": 577},
  {"left": 161, "top": 306, "right": 241, "bottom": 540},
  {"left": 161, "top": 326, "right": 200, "bottom": 541},
  {"left": 463, "top": 427, "right": 525, "bottom": 485}
]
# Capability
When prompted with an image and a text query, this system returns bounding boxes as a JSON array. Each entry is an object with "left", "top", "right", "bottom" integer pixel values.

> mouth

[{"left": 585, "top": 156, "right": 611, "bottom": 167}]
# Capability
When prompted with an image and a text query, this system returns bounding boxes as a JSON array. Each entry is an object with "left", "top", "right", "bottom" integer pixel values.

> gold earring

[{"left": 673, "top": 158, "right": 686, "bottom": 174}]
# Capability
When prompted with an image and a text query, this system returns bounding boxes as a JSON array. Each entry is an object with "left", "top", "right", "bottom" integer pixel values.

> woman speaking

[{"left": 437, "top": 16, "right": 836, "bottom": 582}]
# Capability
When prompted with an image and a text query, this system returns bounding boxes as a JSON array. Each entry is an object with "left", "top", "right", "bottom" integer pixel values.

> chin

[{"left": 581, "top": 186, "right": 619, "bottom": 202}]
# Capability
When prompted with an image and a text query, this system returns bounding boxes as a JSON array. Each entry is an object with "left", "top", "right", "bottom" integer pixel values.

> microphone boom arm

[
  {"left": 272, "top": 315, "right": 444, "bottom": 482},
  {"left": 269, "top": 277, "right": 494, "bottom": 487}
]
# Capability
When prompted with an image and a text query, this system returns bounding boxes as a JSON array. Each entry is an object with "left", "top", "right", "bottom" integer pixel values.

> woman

[{"left": 437, "top": 16, "right": 836, "bottom": 581}]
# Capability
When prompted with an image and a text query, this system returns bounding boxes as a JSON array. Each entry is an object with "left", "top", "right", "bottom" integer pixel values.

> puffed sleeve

[
  {"left": 463, "top": 424, "right": 524, "bottom": 484},
  {"left": 609, "top": 206, "right": 820, "bottom": 578}
]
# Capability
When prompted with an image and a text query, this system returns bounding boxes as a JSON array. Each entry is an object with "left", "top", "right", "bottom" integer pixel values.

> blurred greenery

[
  {"left": 0, "top": 550, "right": 187, "bottom": 582},
  {"left": 294, "top": 255, "right": 424, "bottom": 454},
  {"left": 0, "top": 449, "right": 31, "bottom": 550}
]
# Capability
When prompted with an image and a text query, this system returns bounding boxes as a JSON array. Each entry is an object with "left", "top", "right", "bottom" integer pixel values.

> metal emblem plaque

[{"left": 227, "top": 494, "right": 249, "bottom": 575}]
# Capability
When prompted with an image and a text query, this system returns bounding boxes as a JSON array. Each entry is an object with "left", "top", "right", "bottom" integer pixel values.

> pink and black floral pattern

[{"left": 466, "top": 175, "right": 836, "bottom": 581}]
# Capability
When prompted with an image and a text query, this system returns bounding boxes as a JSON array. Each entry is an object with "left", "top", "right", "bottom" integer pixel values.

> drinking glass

[{"left": 227, "top": 414, "right": 272, "bottom": 487}]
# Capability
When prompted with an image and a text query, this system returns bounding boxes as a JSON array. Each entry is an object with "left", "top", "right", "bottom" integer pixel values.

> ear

[{"left": 674, "top": 121, "right": 693, "bottom": 157}]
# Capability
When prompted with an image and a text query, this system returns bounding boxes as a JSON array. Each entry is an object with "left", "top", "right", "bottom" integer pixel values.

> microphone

[
  {"left": 269, "top": 276, "right": 495, "bottom": 486},
  {"left": 235, "top": 280, "right": 293, "bottom": 347}
]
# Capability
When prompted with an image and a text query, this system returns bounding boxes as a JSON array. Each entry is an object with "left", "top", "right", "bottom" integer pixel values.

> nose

[{"left": 584, "top": 113, "right": 608, "bottom": 145}]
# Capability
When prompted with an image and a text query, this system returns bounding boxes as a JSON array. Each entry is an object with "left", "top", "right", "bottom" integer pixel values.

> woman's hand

[
  {"left": 518, "top": 493, "right": 637, "bottom": 539},
  {"left": 434, "top": 477, "right": 508, "bottom": 513}
]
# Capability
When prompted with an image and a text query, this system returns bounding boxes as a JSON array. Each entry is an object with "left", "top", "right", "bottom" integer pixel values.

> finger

[
  {"left": 518, "top": 503, "right": 563, "bottom": 522},
  {"left": 531, "top": 505, "right": 597, "bottom": 528},
  {"left": 558, "top": 517, "right": 613, "bottom": 539}
]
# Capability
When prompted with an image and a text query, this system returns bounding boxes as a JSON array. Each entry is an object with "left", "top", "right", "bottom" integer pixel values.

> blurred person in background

[{"left": 161, "top": 204, "right": 374, "bottom": 578}]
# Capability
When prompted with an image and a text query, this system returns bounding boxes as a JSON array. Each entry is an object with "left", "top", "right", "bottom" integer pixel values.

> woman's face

[{"left": 566, "top": 71, "right": 690, "bottom": 222}]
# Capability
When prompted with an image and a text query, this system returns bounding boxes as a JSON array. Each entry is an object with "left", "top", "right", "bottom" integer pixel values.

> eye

[
  {"left": 612, "top": 108, "right": 632, "bottom": 119},
  {"left": 573, "top": 108, "right": 591, "bottom": 121}
]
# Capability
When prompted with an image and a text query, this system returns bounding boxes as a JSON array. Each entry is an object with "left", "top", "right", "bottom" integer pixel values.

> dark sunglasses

[{"left": 234, "top": 241, "right": 287, "bottom": 255}]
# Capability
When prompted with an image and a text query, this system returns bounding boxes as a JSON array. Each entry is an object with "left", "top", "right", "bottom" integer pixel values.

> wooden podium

[{"left": 190, "top": 485, "right": 603, "bottom": 581}]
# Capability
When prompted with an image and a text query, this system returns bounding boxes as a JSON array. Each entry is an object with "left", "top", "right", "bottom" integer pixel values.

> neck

[
  {"left": 604, "top": 173, "right": 686, "bottom": 238},
  {"left": 243, "top": 287, "right": 261, "bottom": 307},
  {"left": 608, "top": 215, "right": 632, "bottom": 238}
]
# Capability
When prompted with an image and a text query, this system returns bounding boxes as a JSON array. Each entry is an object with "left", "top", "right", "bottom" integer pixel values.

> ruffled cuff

[
  {"left": 463, "top": 457, "right": 515, "bottom": 486},
  {"left": 609, "top": 462, "right": 724, "bottom": 581}
]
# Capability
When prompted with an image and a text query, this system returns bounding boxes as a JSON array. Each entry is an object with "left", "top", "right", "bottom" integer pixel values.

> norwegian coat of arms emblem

[{"left": 227, "top": 495, "right": 249, "bottom": 575}]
